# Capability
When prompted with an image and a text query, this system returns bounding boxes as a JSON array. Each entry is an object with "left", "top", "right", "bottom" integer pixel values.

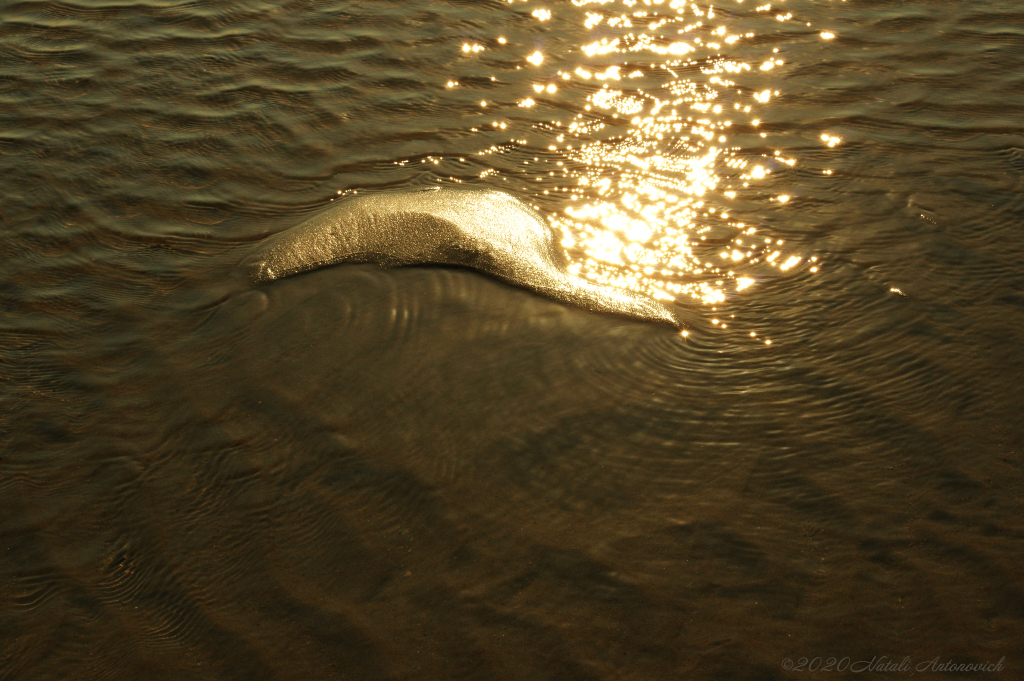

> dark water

[{"left": 2, "top": 0, "right": 1023, "bottom": 679}]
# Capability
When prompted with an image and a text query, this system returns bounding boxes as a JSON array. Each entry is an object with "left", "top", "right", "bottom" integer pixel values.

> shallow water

[{"left": 2, "top": 0, "right": 1023, "bottom": 679}]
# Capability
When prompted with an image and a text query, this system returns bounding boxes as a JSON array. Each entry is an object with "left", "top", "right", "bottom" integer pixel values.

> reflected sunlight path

[{"left": 421, "top": 0, "right": 844, "bottom": 342}]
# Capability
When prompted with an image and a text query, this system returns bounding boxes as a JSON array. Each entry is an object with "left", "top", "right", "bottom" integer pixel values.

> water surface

[{"left": 2, "top": 0, "right": 1023, "bottom": 679}]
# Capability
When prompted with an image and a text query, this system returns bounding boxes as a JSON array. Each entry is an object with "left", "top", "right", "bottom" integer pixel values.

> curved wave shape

[{"left": 240, "top": 188, "right": 680, "bottom": 328}]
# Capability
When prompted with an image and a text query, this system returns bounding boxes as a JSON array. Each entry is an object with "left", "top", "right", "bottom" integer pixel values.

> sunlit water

[{"left": 2, "top": 0, "right": 1023, "bottom": 679}]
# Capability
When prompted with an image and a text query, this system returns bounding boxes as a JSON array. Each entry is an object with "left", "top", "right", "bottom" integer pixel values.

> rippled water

[{"left": 3, "top": 0, "right": 1023, "bottom": 679}]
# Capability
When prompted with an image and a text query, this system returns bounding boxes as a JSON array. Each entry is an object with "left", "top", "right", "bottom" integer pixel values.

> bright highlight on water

[{"left": 442, "top": 0, "right": 820, "bottom": 320}]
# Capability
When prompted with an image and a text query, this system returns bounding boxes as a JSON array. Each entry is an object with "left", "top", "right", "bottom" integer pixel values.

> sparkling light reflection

[
  {"left": 434, "top": 0, "right": 833, "bottom": 334},
  {"left": 541, "top": 0, "right": 818, "bottom": 311}
]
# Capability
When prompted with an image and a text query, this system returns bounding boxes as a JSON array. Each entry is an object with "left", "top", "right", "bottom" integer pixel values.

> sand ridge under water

[{"left": 242, "top": 188, "right": 681, "bottom": 328}]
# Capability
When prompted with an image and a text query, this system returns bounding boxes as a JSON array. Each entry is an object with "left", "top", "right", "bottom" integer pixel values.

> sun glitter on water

[
  {"left": 539, "top": 0, "right": 815, "bottom": 309},
  {"left": 431, "top": 0, "right": 832, "bottom": 330}
]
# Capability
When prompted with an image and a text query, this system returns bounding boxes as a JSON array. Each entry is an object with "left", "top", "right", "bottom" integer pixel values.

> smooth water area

[{"left": 2, "top": 0, "right": 1023, "bottom": 679}]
